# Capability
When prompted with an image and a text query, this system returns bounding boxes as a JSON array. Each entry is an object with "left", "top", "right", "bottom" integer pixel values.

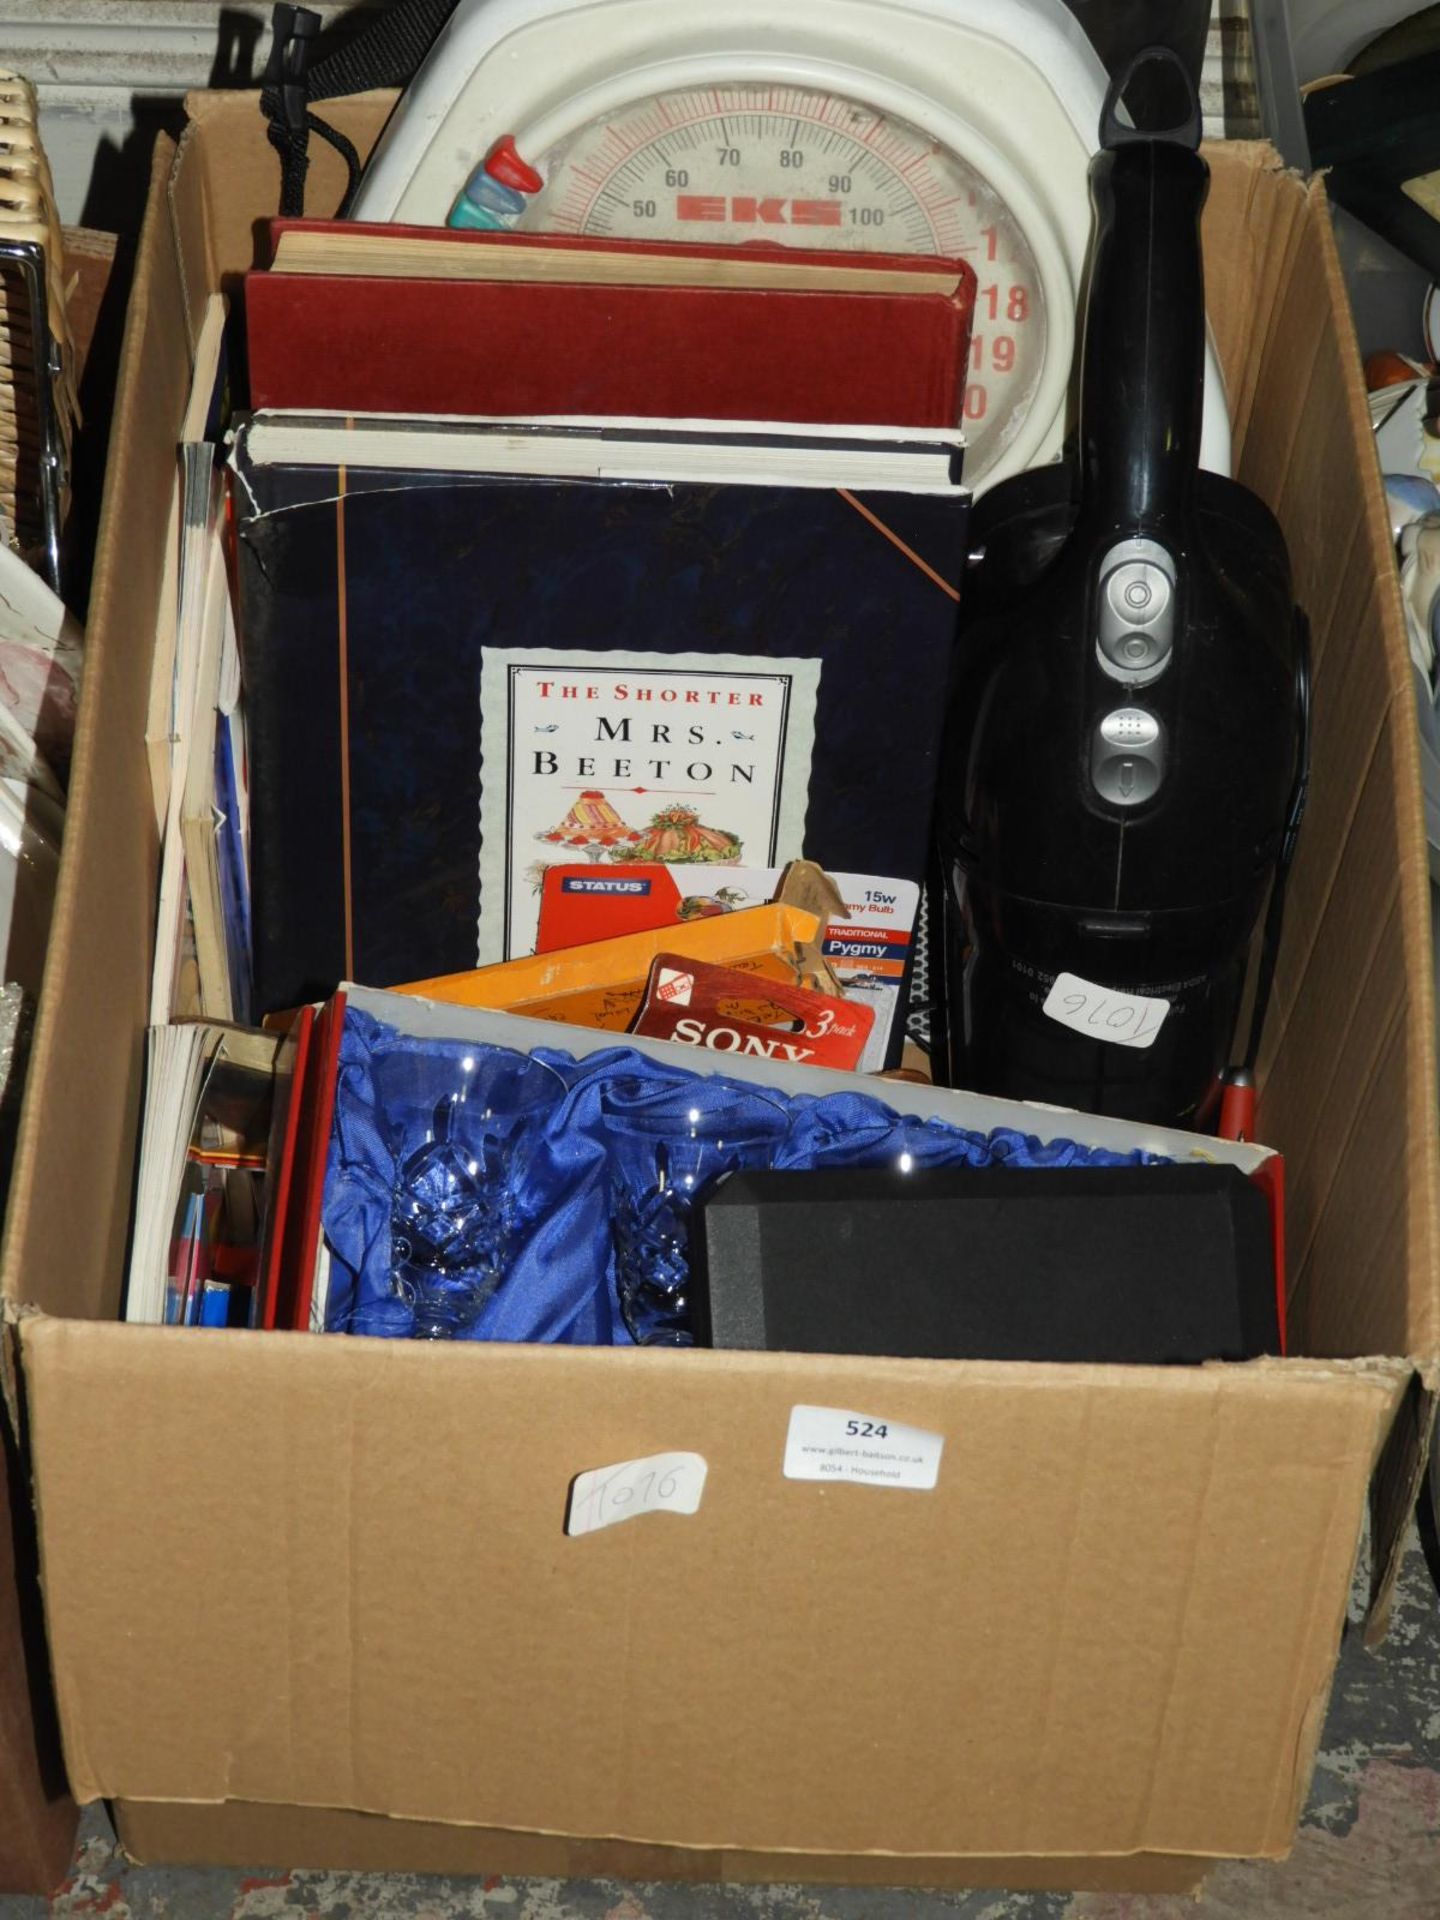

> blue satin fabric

[{"left": 322, "top": 1007, "right": 1169, "bottom": 1342}]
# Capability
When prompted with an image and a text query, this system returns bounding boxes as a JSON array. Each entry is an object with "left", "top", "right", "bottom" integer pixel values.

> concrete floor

[{"left": 3, "top": 1529, "right": 1436, "bottom": 1920}]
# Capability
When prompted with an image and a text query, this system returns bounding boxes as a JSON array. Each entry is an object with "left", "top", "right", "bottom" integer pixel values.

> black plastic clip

[{"left": 266, "top": 4, "right": 322, "bottom": 132}]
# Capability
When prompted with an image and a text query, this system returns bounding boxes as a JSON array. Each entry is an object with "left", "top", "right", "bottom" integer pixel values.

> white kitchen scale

[{"left": 352, "top": 0, "right": 1231, "bottom": 491}]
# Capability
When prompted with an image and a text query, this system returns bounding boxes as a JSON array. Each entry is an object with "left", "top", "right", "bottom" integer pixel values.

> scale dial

[{"left": 511, "top": 83, "right": 1047, "bottom": 485}]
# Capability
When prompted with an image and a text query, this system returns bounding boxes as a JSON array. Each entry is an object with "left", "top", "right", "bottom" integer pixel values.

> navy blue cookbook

[{"left": 230, "top": 418, "right": 969, "bottom": 1016}]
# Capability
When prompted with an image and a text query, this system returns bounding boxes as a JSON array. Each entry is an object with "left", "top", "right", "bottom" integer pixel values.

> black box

[{"left": 691, "top": 1164, "right": 1278, "bottom": 1363}]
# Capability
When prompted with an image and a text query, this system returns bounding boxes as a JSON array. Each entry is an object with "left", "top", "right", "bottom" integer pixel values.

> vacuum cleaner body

[{"left": 938, "top": 69, "right": 1307, "bottom": 1128}]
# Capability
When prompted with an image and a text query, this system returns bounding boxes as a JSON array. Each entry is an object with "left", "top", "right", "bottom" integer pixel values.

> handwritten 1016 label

[
  {"left": 1041, "top": 970, "right": 1171, "bottom": 1050},
  {"left": 566, "top": 1450, "right": 708, "bottom": 1537}
]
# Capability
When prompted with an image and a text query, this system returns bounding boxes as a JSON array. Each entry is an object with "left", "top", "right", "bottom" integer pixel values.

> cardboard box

[
  {"left": 0, "top": 224, "right": 121, "bottom": 1897},
  {"left": 2, "top": 92, "right": 1438, "bottom": 1893}
]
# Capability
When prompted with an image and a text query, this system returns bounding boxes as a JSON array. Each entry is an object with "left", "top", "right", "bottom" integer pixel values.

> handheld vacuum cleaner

[{"left": 935, "top": 48, "right": 1310, "bottom": 1130}]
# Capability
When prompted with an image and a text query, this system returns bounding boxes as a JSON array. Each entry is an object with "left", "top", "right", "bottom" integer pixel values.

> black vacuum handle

[
  {"left": 1098, "top": 40, "right": 1203, "bottom": 151},
  {"left": 1077, "top": 46, "right": 1209, "bottom": 536}
]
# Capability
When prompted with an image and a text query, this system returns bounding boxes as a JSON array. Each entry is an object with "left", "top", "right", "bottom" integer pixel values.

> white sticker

[
  {"left": 1041, "top": 970, "right": 1171, "bottom": 1050},
  {"left": 654, "top": 967, "right": 694, "bottom": 1006},
  {"left": 783, "top": 1406, "right": 943, "bottom": 1491},
  {"left": 566, "top": 1450, "right": 708, "bottom": 1537}
]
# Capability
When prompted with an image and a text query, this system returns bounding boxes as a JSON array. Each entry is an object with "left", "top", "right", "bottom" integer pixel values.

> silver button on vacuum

[
  {"left": 1092, "top": 707, "right": 1165, "bottom": 806},
  {"left": 1097, "top": 538, "right": 1175, "bottom": 686}
]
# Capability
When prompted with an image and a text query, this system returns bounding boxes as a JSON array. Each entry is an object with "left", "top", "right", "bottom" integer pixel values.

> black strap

[{"left": 260, "top": 0, "right": 461, "bottom": 217}]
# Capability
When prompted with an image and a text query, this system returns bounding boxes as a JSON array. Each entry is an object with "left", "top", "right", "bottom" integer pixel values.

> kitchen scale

[{"left": 350, "top": 0, "right": 1233, "bottom": 490}]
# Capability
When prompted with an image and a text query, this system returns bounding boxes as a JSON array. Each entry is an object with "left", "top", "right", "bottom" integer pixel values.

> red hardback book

[
  {"left": 286, "top": 988, "right": 347, "bottom": 1334},
  {"left": 254, "top": 1002, "right": 313, "bottom": 1331},
  {"left": 264, "top": 991, "right": 347, "bottom": 1333},
  {"left": 245, "top": 223, "right": 976, "bottom": 427}
]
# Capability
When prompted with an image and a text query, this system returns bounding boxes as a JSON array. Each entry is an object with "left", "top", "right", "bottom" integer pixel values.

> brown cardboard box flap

[
  {"left": 0, "top": 225, "right": 120, "bottom": 1898},
  {"left": 1242, "top": 161, "right": 1440, "bottom": 1369},
  {"left": 111, "top": 1797, "right": 1211, "bottom": 1894},
  {"left": 25, "top": 1316, "right": 1403, "bottom": 1862},
  {"left": 0, "top": 141, "right": 183, "bottom": 1344}
]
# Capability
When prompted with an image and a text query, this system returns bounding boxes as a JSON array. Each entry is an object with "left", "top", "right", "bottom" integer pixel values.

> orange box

[{"left": 394, "top": 901, "right": 827, "bottom": 1032}]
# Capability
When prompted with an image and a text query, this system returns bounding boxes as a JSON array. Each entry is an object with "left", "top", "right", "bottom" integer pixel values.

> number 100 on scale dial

[{"left": 460, "top": 83, "right": 1046, "bottom": 484}]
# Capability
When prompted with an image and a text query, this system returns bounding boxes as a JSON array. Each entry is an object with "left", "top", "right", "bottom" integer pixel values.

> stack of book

[{"left": 128, "top": 216, "right": 978, "bottom": 1327}]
